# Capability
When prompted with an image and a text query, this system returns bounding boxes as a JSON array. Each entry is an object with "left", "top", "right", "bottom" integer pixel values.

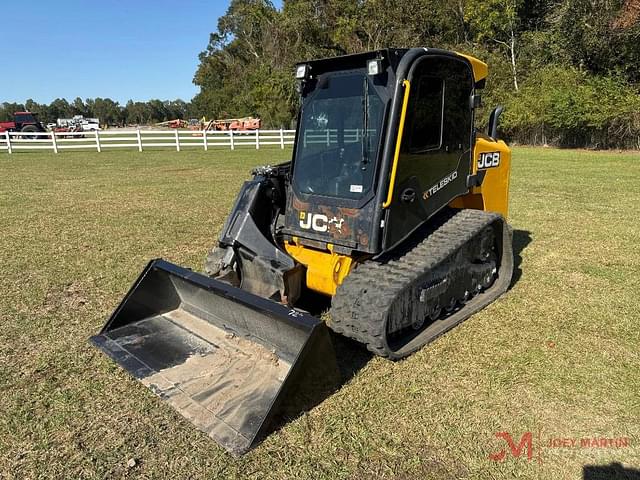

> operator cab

[{"left": 285, "top": 48, "right": 482, "bottom": 254}]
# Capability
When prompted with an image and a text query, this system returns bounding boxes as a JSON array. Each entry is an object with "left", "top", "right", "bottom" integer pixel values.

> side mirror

[{"left": 487, "top": 105, "right": 504, "bottom": 139}]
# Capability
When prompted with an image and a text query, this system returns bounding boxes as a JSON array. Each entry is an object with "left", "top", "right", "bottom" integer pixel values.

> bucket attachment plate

[{"left": 91, "top": 259, "right": 340, "bottom": 455}]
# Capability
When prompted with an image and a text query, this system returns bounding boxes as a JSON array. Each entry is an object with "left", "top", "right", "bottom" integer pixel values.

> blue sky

[{"left": 1, "top": 1, "right": 281, "bottom": 104}]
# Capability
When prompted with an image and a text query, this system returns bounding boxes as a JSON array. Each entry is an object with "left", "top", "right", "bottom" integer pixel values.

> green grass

[{"left": 0, "top": 147, "right": 639, "bottom": 479}]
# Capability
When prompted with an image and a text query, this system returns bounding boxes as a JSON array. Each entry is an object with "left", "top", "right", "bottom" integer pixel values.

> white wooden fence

[
  {"left": 0, "top": 128, "right": 381, "bottom": 154},
  {"left": 0, "top": 129, "right": 296, "bottom": 153}
]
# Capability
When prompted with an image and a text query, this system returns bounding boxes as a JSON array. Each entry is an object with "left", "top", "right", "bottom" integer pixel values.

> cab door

[{"left": 383, "top": 55, "right": 475, "bottom": 250}]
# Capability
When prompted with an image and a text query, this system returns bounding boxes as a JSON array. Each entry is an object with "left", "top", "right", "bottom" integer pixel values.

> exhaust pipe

[{"left": 91, "top": 259, "right": 340, "bottom": 455}]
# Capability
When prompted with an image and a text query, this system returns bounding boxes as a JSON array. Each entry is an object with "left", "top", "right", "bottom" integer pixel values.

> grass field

[{"left": 1, "top": 147, "right": 639, "bottom": 479}]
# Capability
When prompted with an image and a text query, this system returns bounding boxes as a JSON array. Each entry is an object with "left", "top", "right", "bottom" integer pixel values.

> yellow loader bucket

[{"left": 91, "top": 259, "right": 340, "bottom": 455}]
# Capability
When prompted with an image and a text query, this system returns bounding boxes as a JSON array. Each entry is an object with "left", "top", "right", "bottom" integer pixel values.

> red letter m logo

[{"left": 489, "top": 432, "right": 533, "bottom": 461}]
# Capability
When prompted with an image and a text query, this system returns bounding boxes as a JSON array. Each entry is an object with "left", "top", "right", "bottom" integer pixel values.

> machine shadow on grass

[
  {"left": 262, "top": 290, "right": 372, "bottom": 446},
  {"left": 297, "top": 290, "right": 374, "bottom": 381},
  {"left": 510, "top": 229, "right": 532, "bottom": 289},
  {"left": 265, "top": 332, "right": 372, "bottom": 445},
  {"left": 583, "top": 462, "right": 640, "bottom": 480}
]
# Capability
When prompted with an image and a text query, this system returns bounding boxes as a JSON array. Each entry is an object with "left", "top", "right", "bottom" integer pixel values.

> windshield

[{"left": 293, "top": 72, "right": 385, "bottom": 200}]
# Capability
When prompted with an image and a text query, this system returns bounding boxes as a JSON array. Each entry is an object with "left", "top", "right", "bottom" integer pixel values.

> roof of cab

[
  {"left": 297, "top": 48, "right": 489, "bottom": 85},
  {"left": 455, "top": 52, "right": 488, "bottom": 83}
]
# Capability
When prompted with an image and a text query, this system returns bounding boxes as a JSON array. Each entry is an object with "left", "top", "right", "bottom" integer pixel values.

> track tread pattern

[{"left": 330, "top": 209, "right": 511, "bottom": 359}]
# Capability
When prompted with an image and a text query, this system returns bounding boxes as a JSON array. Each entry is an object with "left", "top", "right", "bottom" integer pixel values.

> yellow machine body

[
  {"left": 449, "top": 134, "right": 512, "bottom": 217},
  {"left": 284, "top": 239, "right": 354, "bottom": 296}
]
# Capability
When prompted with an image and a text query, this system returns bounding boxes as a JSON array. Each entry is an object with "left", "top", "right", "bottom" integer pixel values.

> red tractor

[{"left": 0, "top": 111, "right": 48, "bottom": 139}]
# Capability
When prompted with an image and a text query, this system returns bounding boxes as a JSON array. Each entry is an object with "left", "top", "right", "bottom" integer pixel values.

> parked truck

[{"left": 57, "top": 115, "right": 100, "bottom": 131}]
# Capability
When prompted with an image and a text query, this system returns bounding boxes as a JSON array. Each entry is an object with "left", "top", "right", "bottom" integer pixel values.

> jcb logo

[
  {"left": 299, "top": 212, "right": 328, "bottom": 232},
  {"left": 478, "top": 152, "right": 500, "bottom": 169}
]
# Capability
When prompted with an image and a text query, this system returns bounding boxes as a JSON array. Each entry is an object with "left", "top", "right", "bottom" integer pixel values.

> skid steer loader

[{"left": 91, "top": 47, "right": 513, "bottom": 455}]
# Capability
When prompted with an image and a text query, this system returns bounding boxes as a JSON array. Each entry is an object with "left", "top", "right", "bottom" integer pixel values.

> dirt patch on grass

[{"left": 42, "top": 282, "right": 90, "bottom": 313}]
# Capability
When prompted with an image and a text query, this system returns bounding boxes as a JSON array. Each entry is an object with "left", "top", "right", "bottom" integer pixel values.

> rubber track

[{"left": 330, "top": 209, "right": 513, "bottom": 360}]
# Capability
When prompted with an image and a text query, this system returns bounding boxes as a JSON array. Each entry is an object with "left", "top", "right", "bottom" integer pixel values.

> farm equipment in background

[
  {"left": 156, "top": 119, "right": 189, "bottom": 129},
  {"left": 211, "top": 117, "right": 261, "bottom": 131},
  {"left": 174, "top": 116, "right": 263, "bottom": 136},
  {"left": 188, "top": 118, "right": 208, "bottom": 136},
  {"left": 188, "top": 118, "right": 202, "bottom": 130},
  {"left": 154, "top": 117, "right": 262, "bottom": 132},
  {"left": 53, "top": 122, "right": 84, "bottom": 139},
  {"left": 0, "top": 111, "right": 48, "bottom": 139},
  {"left": 92, "top": 48, "right": 513, "bottom": 455}
]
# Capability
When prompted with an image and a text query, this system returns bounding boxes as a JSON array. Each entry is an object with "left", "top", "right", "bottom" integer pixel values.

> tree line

[
  {"left": 3, "top": 1, "right": 637, "bottom": 147},
  {"left": 0, "top": 98, "right": 194, "bottom": 126},
  {"left": 191, "top": 0, "right": 640, "bottom": 148}
]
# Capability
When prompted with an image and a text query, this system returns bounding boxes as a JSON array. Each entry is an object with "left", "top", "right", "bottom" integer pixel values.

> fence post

[
  {"left": 175, "top": 129, "right": 180, "bottom": 152},
  {"left": 136, "top": 128, "right": 143, "bottom": 152},
  {"left": 326, "top": 129, "right": 330, "bottom": 146},
  {"left": 95, "top": 130, "right": 101, "bottom": 152},
  {"left": 203, "top": 130, "right": 208, "bottom": 151},
  {"left": 51, "top": 131, "right": 58, "bottom": 153},
  {"left": 255, "top": 129, "right": 260, "bottom": 149},
  {"left": 229, "top": 130, "right": 235, "bottom": 150},
  {"left": 280, "top": 128, "right": 284, "bottom": 149},
  {"left": 6, "top": 131, "right": 12, "bottom": 154}
]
